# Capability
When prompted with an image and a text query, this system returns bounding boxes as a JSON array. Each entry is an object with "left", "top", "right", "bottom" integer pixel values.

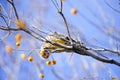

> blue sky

[{"left": 0, "top": 0, "right": 120, "bottom": 80}]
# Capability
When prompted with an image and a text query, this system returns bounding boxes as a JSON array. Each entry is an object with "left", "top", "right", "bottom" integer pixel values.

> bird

[{"left": 39, "top": 32, "right": 72, "bottom": 59}]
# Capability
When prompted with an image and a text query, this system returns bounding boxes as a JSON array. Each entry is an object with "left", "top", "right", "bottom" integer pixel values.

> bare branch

[
  {"left": 87, "top": 52, "right": 120, "bottom": 66},
  {"left": 72, "top": 44, "right": 120, "bottom": 66},
  {"left": 58, "top": 11, "right": 72, "bottom": 41},
  {"left": 60, "top": 0, "right": 63, "bottom": 12},
  {"left": 51, "top": 0, "right": 59, "bottom": 11},
  {"left": 51, "top": 0, "right": 72, "bottom": 45},
  {"left": 87, "top": 47, "right": 120, "bottom": 56},
  {"left": 1, "top": 25, "right": 120, "bottom": 66},
  {"left": 7, "top": 0, "right": 19, "bottom": 20},
  {"left": 104, "top": 0, "right": 120, "bottom": 14},
  {"left": 0, "top": 26, "right": 72, "bottom": 49},
  {"left": 0, "top": 26, "right": 21, "bottom": 31}
]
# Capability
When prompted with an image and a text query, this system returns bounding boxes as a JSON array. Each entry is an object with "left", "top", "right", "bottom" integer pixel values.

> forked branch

[{"left": 1, "top": 25, "right": 120, "bottom": 66}]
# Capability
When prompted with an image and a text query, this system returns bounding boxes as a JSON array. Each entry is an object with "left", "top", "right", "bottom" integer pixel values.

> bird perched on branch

[{"left": 39, "top": 32, "right": 72, "bottom": 59}]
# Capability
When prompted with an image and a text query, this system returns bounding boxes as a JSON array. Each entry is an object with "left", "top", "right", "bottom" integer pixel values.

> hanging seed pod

[
  {"left": 15, "top": 34, "right": 22, "bottom": 41},
  {"left": 71, "top": 8, "right": 78, "bottom": 15},
  {"left": 28, "top": 56, "right": 33, "bottom": 62},
  {"left": 16, "top": 41, "right": 21, "bottom": 47},
  {"left": 15, "top": 20, "right": 26, "bottom": 29},
  {"left": 52, "top": 60, "right": 57, "bottom": 65},
  {"left": 21, "top": 53, "right": 27, "bottom": 60},
  {"left": 5, "top": 45, "right": 13, "bottom": 54},
  {"left": 39, "top": 73, "right": 44, "bottom": 78},
  {"left": 46, "top": 60, "right": 51, "bottom": 66}
]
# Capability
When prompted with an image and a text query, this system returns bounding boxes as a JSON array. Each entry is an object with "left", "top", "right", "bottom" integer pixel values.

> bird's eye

[{"left": 65, "top": 36, "right": 70, "bottom": 40}]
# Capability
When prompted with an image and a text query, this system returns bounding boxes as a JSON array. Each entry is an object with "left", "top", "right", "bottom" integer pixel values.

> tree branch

[
  {"left": 72, "top": 43, "right": 120, "bottom": 66},
  {"left": 1, "top": 26, "right": 120, "bottom": 66},
  {"left": 51, "top": 0, "right": 72, "bottom": 44},
  {"left": 104, "top": 0, "right": 120, "bottom": 14},
  {"left": 7, "top": 0, "right": 19, "bottom": 20}
]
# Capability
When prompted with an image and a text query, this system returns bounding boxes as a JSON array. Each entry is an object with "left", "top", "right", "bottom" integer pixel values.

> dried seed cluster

[
  {"left": 39, "top": 73, "right": 44, "bottom": 78},
  {"left": 15, "top": 34, "right": 22, "bottom": 47},
  {"left": 28, "top": 56, "right": 34, "bottom": 62},
  {"left": 71, "top": 8, "right": 77, "bottom": 15},
  {"left": 15, "top": 20, "right": 26, "bottom": 29},
  {"left": 15, "top": 34, "right": 22, "bottom": 41},
  {"left": 46, "top": 60, "right": 57, "bottom": 66},
  {"left": 5, "top": 45, "right": 13, "bottom": 54},
  {"left": 16, "top": 41, "right": 21, "bottom": 46},
  {"left": 21, "top": 53, "right": 27, "bottom": 60}
]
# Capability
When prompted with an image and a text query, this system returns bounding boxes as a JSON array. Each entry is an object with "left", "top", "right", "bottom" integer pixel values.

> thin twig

[
  {"left": 73, "top": 44, "right": 120, "bottom": 66},
  {"left": 87, "top": 47, "right": 120, "bottom": 56},
  {"left": 32, "top": 26, "right": 48, "bottom": 34},
  {"left": 50, "top": 0, "right": 72, "bottom": 45},
  {"left": 51, "top": 0, "right": 59, "bottom": 11},
  {"left": 60, "top": 0, "right": 63, "bottom": 12},
  {"left": 7, "top": 0, "right": 19, "bottom": 20},
  {"left": 104, "top": 0, "right": 120, "bottom": 14},
  {"left": 0, "top": 26, "right": 21, "bottom": 31},
  {"left": 58, "top": 11, "right": 72, "bottom": 41},
  {"left": 87, "top": 51, "right": 120, "bottom": 66},
  {"left": 59, "top": 0, "right": 72, "bottom": 44}
]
